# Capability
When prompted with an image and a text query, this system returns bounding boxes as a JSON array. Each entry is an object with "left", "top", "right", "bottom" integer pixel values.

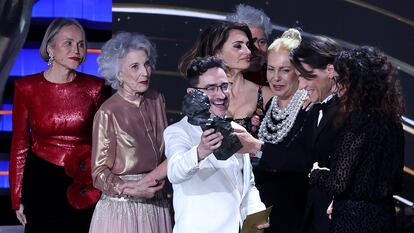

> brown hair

[{"left": 177, "top": 22, "right": 254, "bottom": 76}]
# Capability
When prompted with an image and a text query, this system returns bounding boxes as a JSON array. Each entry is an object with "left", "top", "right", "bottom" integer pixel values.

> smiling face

[
  {"left": 216, "top": 29, "right": 251, "bottom": 72},
  {"left": 118, "top": 49, "right": 151, "bottom": 94},
  {"left": 267, "top": 49, "right": 299, "bottom": 100},
  {"left": 297, "top": 63, "right": 335, "bottom": 103},
  {"left": 48, "top": 25, "right": 85, "bottom": 70},
  {"left": 188, "top": 67, "right": 230, "bottom": 117}
]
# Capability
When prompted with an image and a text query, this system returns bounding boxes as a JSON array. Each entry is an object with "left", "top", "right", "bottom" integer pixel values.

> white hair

[
  {"left": 226, "top": 4, "right": 273, "bottom": 38},
  {"left": 97, "top": 32, "right": 157, "bottom": 89}
]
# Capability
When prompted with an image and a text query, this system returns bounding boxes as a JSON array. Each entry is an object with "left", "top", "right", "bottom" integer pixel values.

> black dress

[
  {"left": 310, "top": 111, "right": 404, "bottom": 233},
  {"left": 255, "top": 96, "right": 311, "bottom": 233}
]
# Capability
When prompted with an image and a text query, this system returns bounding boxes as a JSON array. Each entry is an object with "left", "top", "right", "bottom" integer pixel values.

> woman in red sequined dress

[{"left": 9, "top": 18, "right": 106, "bottom": 233}]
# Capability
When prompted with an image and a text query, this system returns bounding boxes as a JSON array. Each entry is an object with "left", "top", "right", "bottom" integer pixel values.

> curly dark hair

[
  {"left": 334, "top": 46, "right": 404, "bottom": 123},
  {"left": 186, "top": 56, "right": 225, "bottom": 86},
  {"left": 178, "top": 22, "right": 255, "bottom": 76}
]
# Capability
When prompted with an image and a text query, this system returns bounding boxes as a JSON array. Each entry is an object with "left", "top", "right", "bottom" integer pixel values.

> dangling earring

[
  {"left": 48, "top": 52, "right": 54, "bottom": 66},
  {"left": 118, "top": 79, "right": 124, "bottom": 88}
]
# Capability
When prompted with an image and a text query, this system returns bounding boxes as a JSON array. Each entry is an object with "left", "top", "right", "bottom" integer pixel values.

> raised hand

[{"left": 197, "top": 128, "right": 223, "bottom": 161}]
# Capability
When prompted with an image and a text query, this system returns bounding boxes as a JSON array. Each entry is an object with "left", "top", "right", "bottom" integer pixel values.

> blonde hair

[
  {"left": 268, "top": 28, "right": 301, "bottom": 53},
  {"left": 40, "top": 18, "right": 86, "bottom": 63}
]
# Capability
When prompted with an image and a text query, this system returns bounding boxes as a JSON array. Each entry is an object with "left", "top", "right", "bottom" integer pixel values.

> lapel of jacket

[
  {"left": 241, "top": 154, "right": 250, "bottom": 200},
  {"left": 213, "top": 154, "right": 244, "bottom": 202},
  {"left": 312, "top": 97, "right": 339, "bottom": 145}
]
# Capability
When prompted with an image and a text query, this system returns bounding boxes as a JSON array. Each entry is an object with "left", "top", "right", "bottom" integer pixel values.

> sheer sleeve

[
  {"left": 91, "top": 109, "right": 124, "bottom": 196},
  {"left": 310, "top": 114, "right": 367, "bottom": 195},
  {"left": 9, "top": 80, "right": 30, "bottom": 209}
]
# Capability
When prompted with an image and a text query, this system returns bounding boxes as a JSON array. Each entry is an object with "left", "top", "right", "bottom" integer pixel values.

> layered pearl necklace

[{"left": 258, "top": 89, "right": 308, "bottom": 144}]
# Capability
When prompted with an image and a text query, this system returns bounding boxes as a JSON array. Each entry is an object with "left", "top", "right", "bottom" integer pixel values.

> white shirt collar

[{"left": 320, "top": 94, "right": 334, "bottom": 104}]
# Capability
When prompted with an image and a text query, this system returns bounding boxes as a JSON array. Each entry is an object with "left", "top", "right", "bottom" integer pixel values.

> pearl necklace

[{"left": 258, "top": 89, "right": 307, "bottom": 144}]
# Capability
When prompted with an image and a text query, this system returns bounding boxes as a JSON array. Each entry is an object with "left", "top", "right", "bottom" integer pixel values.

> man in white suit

[{"left": 164, "top": 56, "right": 268, "bottom": 233}]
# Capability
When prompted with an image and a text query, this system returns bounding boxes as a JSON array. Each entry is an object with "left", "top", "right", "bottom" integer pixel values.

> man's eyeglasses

[{"left": 192, "top": 82, "right": 232, "bottom": 94}]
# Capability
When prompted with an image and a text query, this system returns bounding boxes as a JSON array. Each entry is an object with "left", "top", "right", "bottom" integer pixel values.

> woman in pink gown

[{"left": 88, "top": 32, "right": 172, "bottom": 233}]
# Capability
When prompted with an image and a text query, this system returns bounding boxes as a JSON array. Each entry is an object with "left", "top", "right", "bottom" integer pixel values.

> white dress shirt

[{"left": 317, "top": 94, "right": 334, "bottom": 126}]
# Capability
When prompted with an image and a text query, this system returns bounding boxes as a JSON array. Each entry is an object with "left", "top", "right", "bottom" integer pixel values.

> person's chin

[
  {"left": 310, "top": 96, "right": 320, "bottom": 103},
  {"left": 137, "top": 85, "right": 149, "bottom": 92},
  {"left": 272, "top": 90, "right": 283, "bottom": 97},
  {"left": 211, "top": 106, "right": 227, "bottom": 117},
  {"left": 129, "top": 87, "right": 148, "bottom": 94},
  {"left": 64, "top": 63, "right": 79, "bottom": 71}
]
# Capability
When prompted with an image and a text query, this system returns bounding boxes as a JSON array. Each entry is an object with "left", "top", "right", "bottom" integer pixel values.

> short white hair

[
  {"left": 97, "top": 32, "right": 157, "bottom": 89},
  {"left": 226, "top": 4, "right": 273, "bottom": 38}
]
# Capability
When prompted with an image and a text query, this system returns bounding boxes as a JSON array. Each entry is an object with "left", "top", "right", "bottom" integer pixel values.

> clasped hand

[{"left": 119, "top": 178, "right": 165, "bottom": 199}]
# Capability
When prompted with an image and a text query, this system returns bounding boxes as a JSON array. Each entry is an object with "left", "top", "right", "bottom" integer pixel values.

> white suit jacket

[{"left": 164, "top": 116, "right": 265, "bottom": 233}]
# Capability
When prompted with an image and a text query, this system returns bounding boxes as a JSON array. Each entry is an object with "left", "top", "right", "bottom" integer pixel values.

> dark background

[
  {"left": 112, "top": 0, "right": 414, "bottom": 167},
  {"left": 1, "top": 0, "right": 413, "bottom": 230}
]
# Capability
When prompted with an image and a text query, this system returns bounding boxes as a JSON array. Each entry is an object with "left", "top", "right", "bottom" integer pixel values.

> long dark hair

[
  {"left": 178, "top": 22, "right": 254, "bottom": 76},
  {"left": 290, "top": 35, "right": 341, "bottom": 78},
  {"left": 334, "top": 46, "right": 404, "bottom": 124}
]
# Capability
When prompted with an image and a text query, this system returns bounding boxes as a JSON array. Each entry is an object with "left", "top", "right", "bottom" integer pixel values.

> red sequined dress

[{"left": 9, "top": 72, "right": 106, "bottom": 232}]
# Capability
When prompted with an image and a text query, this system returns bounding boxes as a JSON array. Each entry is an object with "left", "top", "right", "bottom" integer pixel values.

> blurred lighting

[
  {"left": 0, "top": 161, "right": 9, "bottom": 189},
  {"left": 113, "top": 4, "right": 226, "bottom": 21},
  {"left": 32, "top": 0, "right": 111, "bottom": 22}
]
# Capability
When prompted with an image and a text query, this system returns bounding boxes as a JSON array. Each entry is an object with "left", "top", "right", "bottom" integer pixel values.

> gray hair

[
  {"left": 97, "top": 32, "right": 157, "bottom": 89},
  {"left": 226, "top": 4, "right": 273, "bottom": 38},
  {"left": 40, "top": 18, "right": 86, "bottom": 63}
]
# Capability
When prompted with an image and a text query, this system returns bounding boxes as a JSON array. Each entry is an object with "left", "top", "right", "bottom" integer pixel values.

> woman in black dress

[
  {"left": 309, "top": 46, "right": 405, "bottom": 233},
  {"left": 256, "top": 28, "right": 310, "bottom": 233}
]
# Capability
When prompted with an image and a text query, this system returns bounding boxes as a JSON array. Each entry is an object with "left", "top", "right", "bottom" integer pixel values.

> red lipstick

[{"left": 69, "top": 57, "right": 81, "bottom": 62}]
